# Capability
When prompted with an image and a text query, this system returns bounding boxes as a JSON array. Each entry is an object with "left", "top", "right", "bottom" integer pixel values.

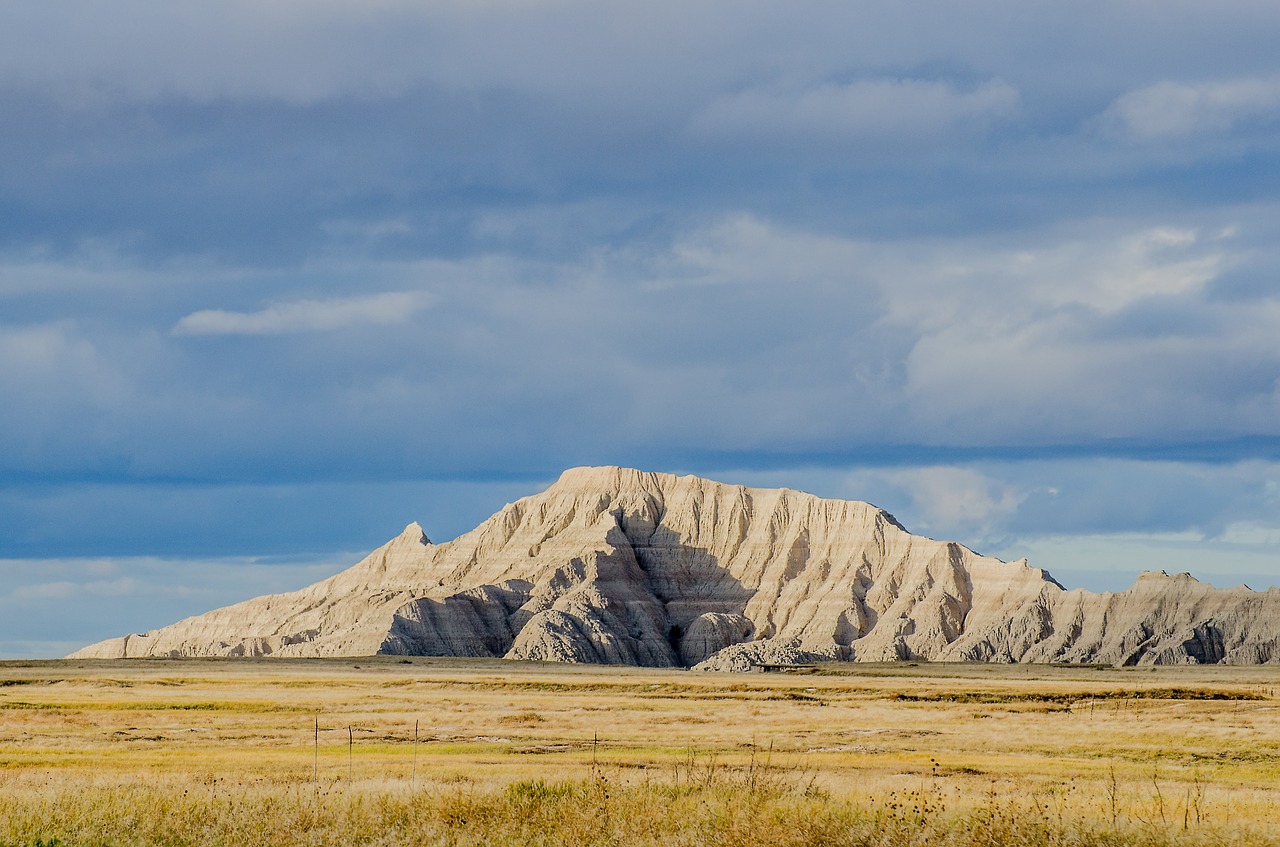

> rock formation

[{"left": 69, "top": 466, "right": 1280, "bottom": 667}]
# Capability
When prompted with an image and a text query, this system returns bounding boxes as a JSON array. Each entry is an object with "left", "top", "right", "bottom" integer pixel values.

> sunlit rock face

[{"left": 70, "top": 467, "right": 1280, "bottom": 668}]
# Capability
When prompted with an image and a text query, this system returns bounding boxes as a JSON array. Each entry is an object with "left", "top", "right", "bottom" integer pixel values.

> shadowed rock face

[{"left": 69, "top": 466, "right": 1280, "bottom": 667}]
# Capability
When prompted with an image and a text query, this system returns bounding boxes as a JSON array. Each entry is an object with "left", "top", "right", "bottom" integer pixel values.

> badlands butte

[{"left": 73, "top": 466, "right": 1280, "bottom": 668}]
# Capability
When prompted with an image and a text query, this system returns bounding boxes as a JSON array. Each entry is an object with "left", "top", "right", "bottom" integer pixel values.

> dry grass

[{"left": 2, "top": 658, "right": 1280, "bottom": 845}]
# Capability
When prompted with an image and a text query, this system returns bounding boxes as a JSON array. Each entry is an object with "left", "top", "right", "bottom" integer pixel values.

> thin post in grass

[
  {"left": 1107, "top": 761, "right": 1119, "bottom": 828},
  {"left": 412, "top": 719, "right": 419, "bottom": 788},
  {"left": 348, "top": 725, "right": 354, "bottom": 782},
  {"left": 313, "top": 713, "right": 319, "bottom": 785}
]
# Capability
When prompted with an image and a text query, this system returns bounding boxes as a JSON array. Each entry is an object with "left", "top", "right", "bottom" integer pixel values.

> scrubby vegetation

[
  {"left": 2, "top": 763, "right": 1274, "bottom": 847},
  {"left": 2, "top": 658, "right": 1279, "bottom": 846}
]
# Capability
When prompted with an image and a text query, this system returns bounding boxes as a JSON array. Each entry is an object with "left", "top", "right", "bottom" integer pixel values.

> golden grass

[{"left": 2, "top": 658, "right": 1280, "bottom": 845}]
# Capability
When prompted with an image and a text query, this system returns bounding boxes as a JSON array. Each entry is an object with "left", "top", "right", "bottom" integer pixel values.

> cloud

[
  {"left": 877, "top": 224, "right": 1230, "bottom": 329},
  {"left": 0, "top": 477, "right": 545, "bottom": 559},
  {"left": 0, "top": 553, "right": 348, "bottom": 657},
  {"left": 1099, "top": 76, "right": 1280, "bottom": 141},
  {"left": 0, "top": 322, "right": 138, "bottom": 465},
  {"left": 747, "top": 458, "right": 1275, "bottom": 547},
  {"left": 653, "top": 215, "right": 868, "bottom": 289},
  {"left": 2, "top": 211, "right": 1278, "bottom": 487},
  {"left": 842, "top": 219, "right": 1280, "bottom": 445},
  {"left": 1053, "top": 227, "right": 1224, "bottom": 312},
  {"left": 4, "top": 0, "right": 1280, "bottom": 655},
  {"left": 692, "top": 78, "right": 1018, "bottom": 145},
  {"left": 9, "top": 581, "right": 79, "bottom": 601},
  {"left": 883, "top": 466, "right": 1026, "bottom": 535},
  {"left": 0, "top": 323, "right": 115, "bottom": 388},
  {"left": 2, "top": 3, "right": 1278, "bottom": 271},
  {"left": 172, "top": 291, "right": 434, "bottom": 336},
  {"left": 6, "top": 576, "right": 151, "bottom": 602},
  {"left": 989, "top": 532, "right": 1280, "bottom": 593}
]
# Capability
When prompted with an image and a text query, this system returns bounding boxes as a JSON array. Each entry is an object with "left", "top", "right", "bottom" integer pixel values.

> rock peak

[
  {"left": 553, "top": 465, "right": 680, "bottom": 492},
  {"left": 400, "top": 521, "right": 431, "bottom": 546}
]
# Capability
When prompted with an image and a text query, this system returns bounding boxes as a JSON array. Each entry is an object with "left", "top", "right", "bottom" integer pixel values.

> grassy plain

[{"left": 2, "top": 657, "right": 1279, "bottom": 845}]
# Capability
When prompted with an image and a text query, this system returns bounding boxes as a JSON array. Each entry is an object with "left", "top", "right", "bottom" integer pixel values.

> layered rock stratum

[{"left": 70, "top": 466, "right": 1280, "bottom": 667}]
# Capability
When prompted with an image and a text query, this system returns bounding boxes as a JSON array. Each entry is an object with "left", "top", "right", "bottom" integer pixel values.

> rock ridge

[{"left": 69, "top": 466, "right": 1280, "bottom": 667}]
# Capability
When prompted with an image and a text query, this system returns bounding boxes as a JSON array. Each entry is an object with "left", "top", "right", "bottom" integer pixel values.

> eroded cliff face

[{"left": 69, "top": 466, "right": 1280, "bottom": 667}]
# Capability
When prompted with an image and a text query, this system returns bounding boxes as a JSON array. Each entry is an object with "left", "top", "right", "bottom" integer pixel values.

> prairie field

[{"left": 2, "top": 657, "right": 1279, "bottom": 846}]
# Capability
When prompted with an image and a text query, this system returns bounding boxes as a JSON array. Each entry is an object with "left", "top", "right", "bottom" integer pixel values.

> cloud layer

[
  {"left": 2, "top": 1, "right": 1279, "bottom": 654},
  {"left": 173, "top": 291, "right": 433, "bottom": 336},
  {"left": 692, "top": 78, "right": 1019, "bottom": 147},
  {"left": 1102, "top": 76, "right": 1280, "bottom": 141}
]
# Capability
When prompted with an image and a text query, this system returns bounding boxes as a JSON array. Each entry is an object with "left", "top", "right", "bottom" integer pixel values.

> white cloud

[
  {"left": 877, "top": 223, "right": 1229, "bottom": 332},
  {"left": 882, "top": 466, "right": 1026, "bottom": 535},
  {"left": 1218, "top": 521, "right": 1280, "bottom": 546},
  {"left": 836, "top": 218, "right": 1270, "bottom": 442},
  {"left": 1100, "top": 76, "right": 1280, "bottom": 141},
  {"left": 692, "top": 77, "right": 1018, "bottom": 144},
  {"left": 0, "top": 322, "right": 132, "bottom": 425},
  {"left": 990, "top": 532, "right": 1280, "bottom": 593},
  {"left": 0, "top": 323, "right": 106, "bottom": 380},
  {"left": 172, "top": 291, "right": 434, "bottom": 336},
  {"left": 9, "top": 581, "right": 79, "bottom": 601},
  {"left": 3, "top": 212, "right": 1275, "bottom": 478},
  {"left": 653, "top": 215, "right": 867, "bottom": 288},
  {"left": 0, "top": 554, "right": 347, "bottom": 658},
  {"left": 1056, "top": 227, "right": 1222, "bottom": 311},
  {"left": 4, "top": 575, "right": 179, "bottom": 602}
]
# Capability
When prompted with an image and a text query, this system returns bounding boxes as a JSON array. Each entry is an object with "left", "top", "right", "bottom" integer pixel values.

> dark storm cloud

[{"left": 0, "top": 1, "right": 1276, "bottom": 261}]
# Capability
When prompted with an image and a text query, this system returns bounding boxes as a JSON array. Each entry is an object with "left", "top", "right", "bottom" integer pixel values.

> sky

[{"left": 2, "top": 1, "right": 1280, "bottom": 658}]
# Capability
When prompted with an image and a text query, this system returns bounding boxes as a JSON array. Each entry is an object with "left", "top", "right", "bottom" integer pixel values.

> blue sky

[{"left": 3, "top": 1, "right": 1280, "bottom": 657}]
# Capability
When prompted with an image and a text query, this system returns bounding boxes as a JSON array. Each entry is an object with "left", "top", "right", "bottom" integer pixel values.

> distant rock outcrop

[{"left": 70, "top": 466, "right": 1280, "bottom": 667}]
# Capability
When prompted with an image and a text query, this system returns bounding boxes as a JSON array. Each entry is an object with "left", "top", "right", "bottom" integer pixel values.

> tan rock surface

[{"left": 69, "top": 466, "right": 1280, "bottom": 666}]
